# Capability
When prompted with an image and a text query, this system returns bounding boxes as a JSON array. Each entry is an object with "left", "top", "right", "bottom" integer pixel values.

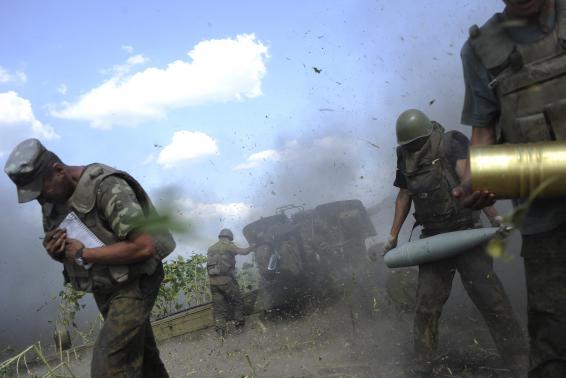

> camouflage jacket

[{"left": 42, "top": 163, "right": 175, "bottom": 293}]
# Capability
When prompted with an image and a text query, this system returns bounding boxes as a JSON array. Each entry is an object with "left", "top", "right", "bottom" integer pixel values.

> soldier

[
  {"left": 207, "top": 228, "right": 255, "bottom": 337},
  {"left": 4, "top": 139, "right": 175, "bottom": 378},
  {"left": 383, "top": 110, "right": 527, "bottom": 377},
  {"left": 456, "top": 1, "right": 566, "bottom": 376}
]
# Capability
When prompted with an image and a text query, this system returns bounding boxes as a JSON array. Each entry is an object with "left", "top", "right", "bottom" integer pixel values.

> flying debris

[{"left": 366, "top": 140, "right": 380, "bottom": 149}]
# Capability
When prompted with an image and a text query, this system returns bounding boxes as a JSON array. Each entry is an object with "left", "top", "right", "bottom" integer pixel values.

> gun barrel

[{"left": 470, "top": 141, "right": 566, "bottom": 198}]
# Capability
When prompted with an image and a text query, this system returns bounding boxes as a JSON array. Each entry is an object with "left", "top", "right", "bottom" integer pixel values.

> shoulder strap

[
  {"left": 438, "top": 132, "right": 464, "bottom": 189},
  {"left": 69, "top": 164, "right": 117, "bottom": 214},
  {"left": 468, "top": 13, "right": 515, "bottom": 71}
]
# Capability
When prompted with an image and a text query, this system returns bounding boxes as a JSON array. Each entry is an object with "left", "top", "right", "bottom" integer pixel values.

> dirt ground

[{"left": 45, "top": 257, "right": 522, "bottom": 378}]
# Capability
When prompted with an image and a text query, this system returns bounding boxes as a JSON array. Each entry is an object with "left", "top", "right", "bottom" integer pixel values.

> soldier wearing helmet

[
  {"left": 457, "top": 0, "right": 566, "bottom": 376},
  {"left": 383, "top": 109, "right": 526, "bottom": 377},
  {"left": 207, "top": 228, "right": 255, "bottom": 337}
]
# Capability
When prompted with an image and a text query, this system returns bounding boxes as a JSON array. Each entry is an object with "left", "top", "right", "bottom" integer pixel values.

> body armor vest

[
  {"left": 469, "top": 0, "right": 566, "bottom": 143},
  {"left": 398, "top": 124, "right": 476, "bottom": 235},
  {"left": 42, "top": 164, "right": 176, "bottom": 293},
  {"left": 207, "top": 239, "right": 236, "bottom": 277}
]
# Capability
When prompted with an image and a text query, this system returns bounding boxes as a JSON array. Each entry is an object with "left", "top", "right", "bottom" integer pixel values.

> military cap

[{"left": 4, "top": 138, "right": 54, "bottom": 203}]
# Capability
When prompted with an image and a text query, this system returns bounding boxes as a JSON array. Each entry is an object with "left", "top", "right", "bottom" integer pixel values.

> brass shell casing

[{"left": 470, "top": 142, "right": 566, "bottom": 198}]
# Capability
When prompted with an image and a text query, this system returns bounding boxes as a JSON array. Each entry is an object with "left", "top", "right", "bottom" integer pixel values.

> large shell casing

[
  {"left": 470, "top": 142, "right": 566, "bottom": 198},
  {"left": 384, "top": 227, "right": 499, "bottom": 268}
]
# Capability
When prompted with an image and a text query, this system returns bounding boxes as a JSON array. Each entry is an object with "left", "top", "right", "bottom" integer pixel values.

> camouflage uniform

[
  {"left": 414, "top": 245, "right": 526, "bottom": 374},
  {"left": 4, "top": 141, "right": 171, "bottom": 377},
  {"left": 395, "top": 127, "right": 526, "bottom": 374},
  {"left": 207, "top": 239, "right": 245, "bottom": 333},
  {"left": 45, "top": 175, "right": 169, "bottom": 378}
]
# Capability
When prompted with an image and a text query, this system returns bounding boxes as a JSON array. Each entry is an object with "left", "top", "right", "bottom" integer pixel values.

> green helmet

[
  {"left": 218, "top": 228, "right": 234, "bottom": 241},
  {"left": 395, "top": 109, "right": 433, "bottom": 145}
]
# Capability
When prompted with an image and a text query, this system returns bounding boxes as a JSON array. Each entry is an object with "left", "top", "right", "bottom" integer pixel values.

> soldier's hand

[
  {"left": 488, "top": 215, "right": 504, "bottom": 228},
  {"left": 452, "top": 184, "right": 496, "bottom": 210},
  {"left": 382, "top": 235, "right": 398, "bottom": 256},
  {"left": 64, "top": 238, "right": 85, "bottom": 262},
  {"left": 43, "top": 229, "right": 66, "bottom": 262}
]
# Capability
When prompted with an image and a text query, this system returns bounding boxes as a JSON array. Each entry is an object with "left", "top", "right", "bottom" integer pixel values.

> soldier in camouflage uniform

[
  {"left": 384, "top": 110, "right": 527, "bottom": 377},
  {"left": 4, "top": 139, "right": 175, "bottom": 378},
  {"left": 207, "top": 228, "right": 255, "bottom": 336},
  {"left": 457, "top": 1, "right": 566, "bottom": 376}
]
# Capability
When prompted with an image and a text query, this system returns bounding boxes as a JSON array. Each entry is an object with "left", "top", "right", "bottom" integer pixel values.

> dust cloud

[{"left": 0, "top": 2, "right": 529, "bottom": 377}]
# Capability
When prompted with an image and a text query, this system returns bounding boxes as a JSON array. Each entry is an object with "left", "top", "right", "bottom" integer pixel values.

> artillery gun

[{"left": 242, "top": 199, "right": 376, "bottom": 312}]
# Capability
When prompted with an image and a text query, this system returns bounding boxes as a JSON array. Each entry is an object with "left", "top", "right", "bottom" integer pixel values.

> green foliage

[
  {"left": 0, "top": 342, "right": 76, "bottom": 377},
  {"left": 132, "top": 207, "right": 191, "bottom": 235},
  {"left": 152, "top": 254, "right": 211, "bottom": 318},
  {"left": 56, "top": 283, "right": 86, "bottom": 329}
]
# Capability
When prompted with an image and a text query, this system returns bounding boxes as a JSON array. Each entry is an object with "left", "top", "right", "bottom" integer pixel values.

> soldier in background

[
  {"left": 457, "top": 1, "right": 566, "bottom": 376},
  {"left": 4, "top": 138, "right": 174, "bottom": 378},
  {"left": 383, "top": 110, "right": 526, "bottom": 377},
  {"left": 207, "top": 228, "right": 255, "bottom": 337}
]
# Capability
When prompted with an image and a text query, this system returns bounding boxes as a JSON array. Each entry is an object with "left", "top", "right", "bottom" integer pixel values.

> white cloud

[
  {"left": 126, "top": 54, "right": 148, "bottom": 65},
  {"left": 100, "top": 54, "right": 150, "bottom": 77},
  {"left": 313, "top": 135, "right": 343, "bottom": 148},
  {"left": 0, "top": 91, "right": 59, "bottom": 140},
  {"left": 234, "top": 136, "right": 365, "bottom": 171},
  {"left": 172, "top": 196, "right": 256, "bottom": 253},
  {"left": 121, "top": 45, "right": 134, "bottom": 54},
  {"left": 142, "top": 153, "right": 156, "bottom": 165},
  {"left": 0, "top": 66, "right": 27, "bottom": 84},
  {"left": 0, "top": 67, "right": 9, "bottom": 83},
  {"left": 16, "top": 71, "right": 27, "bottom": 83},
  {"left": 52, "top": 34, "right": 269, "bottom": 129},
  {"left": 233, "top": 149, "right": 281, "bottom": 170},
  {"left": 57, "top": 84, "right": 68, "bottom": 95},
  {"left": 157, "top": 130, "right": 218, "bottom": 168},
  {"left": 177, "top": 198, "right": 252, "bottom": 222}
]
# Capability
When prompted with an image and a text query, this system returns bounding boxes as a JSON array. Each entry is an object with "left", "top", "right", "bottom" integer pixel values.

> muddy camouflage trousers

[
  {"left": 414, "top": 245, "right": 527, "bottom": 373},
  {"left": 210, "top": 277, "right": 245, "bottom": 332},
  {"left": 522, "top": 223, "right": 566, "bottom": 378},
  {"left": 91, "top": 264, "right": 168, "bottom": 378}
]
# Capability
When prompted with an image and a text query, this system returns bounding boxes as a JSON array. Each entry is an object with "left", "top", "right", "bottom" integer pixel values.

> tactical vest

[
  {"left": 469, "top": 0, "right": 566, "bottom": 143},
  {"left": 207, "top": 239, "right": 236, "bottom": 277},
  {"left": 398, "top": 123, "right": 476, "bottom": 235},
  {"left": 42, "top": 164, "right": 176, "bottom": 293}
]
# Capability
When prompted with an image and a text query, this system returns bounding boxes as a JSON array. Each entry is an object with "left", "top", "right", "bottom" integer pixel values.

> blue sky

[
  {"left": 0, "top": 0, "right": 504, "bottom": 346},
  {"left": 0, "top": 0, "right": 502, "bottom": 250}
]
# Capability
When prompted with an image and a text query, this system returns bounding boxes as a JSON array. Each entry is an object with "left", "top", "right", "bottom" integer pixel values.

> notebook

[{"left": 58, "top": 211, "right": 105, "bottom": 269}]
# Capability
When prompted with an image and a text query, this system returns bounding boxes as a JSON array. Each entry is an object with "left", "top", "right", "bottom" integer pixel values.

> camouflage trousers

[
  {"left": 522, "top": 223, "right": 566, "bottom": 378},
  {"left": 414, "top": 245, "right": 527, "bottom": 374},
  {"left": 91, "top": 264, "right": 168, "bottom": 378},
  {"left": 210, "top": 277, "right": 245, "bottom": 332}
]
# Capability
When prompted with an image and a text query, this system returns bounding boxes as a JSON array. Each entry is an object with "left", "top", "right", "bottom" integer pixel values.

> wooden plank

[{"left": 152, "top": 303, "right": 214, "bottom": 341}]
